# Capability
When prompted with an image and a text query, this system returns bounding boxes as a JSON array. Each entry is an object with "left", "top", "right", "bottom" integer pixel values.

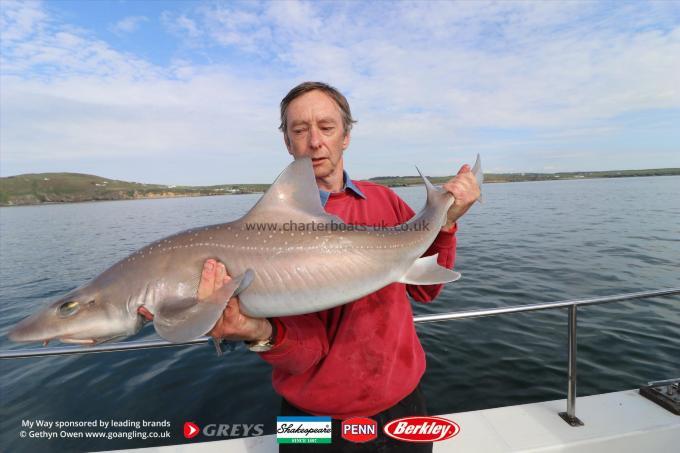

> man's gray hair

[{"left": 279, "top": 82, "right": 357, "bottom": 139}]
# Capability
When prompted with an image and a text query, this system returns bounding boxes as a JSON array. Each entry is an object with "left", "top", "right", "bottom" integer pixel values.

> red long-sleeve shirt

[{"left": 259, "top": 180, "right": 457, "bottom": 419}]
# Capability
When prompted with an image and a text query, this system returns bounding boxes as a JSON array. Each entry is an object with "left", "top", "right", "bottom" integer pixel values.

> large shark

[{"left": 9, "top": 156, "right": 482, "bottom": 345}]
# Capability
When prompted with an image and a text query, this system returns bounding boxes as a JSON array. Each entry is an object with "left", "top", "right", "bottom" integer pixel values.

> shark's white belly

[{"left": 230, "top": 246, "right": 410, "bottom": 317}]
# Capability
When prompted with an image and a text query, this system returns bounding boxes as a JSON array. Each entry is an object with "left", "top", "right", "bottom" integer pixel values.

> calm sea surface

[{"left": 1, "top": 176, "right": 679, "bottom": 452}]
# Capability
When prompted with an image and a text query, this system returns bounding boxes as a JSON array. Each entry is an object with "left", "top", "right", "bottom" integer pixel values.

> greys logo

[{"left": 201, "top": 424, "right": 265, "bottom": 438}]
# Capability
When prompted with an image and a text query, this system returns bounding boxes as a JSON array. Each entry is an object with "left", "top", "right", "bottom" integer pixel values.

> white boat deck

[{"left": 112, "top": 389, "right": 679, "bottom": 453}]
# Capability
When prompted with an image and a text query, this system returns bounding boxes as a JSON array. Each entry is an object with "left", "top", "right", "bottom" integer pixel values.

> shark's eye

[{"left": 58, "top": 300, "right": 80, "bottom": 317}]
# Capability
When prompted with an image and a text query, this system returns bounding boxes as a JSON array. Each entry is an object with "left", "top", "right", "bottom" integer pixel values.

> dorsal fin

[{"left": 241, "top": 157, "right": 340, "bottom": 224}]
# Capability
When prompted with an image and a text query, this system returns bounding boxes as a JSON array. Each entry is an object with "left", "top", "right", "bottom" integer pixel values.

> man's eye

[
  {"left": 322, "top": 127, "right": 334, "bottom": 132},
  {"left": 293, "top": 128, "right": 306, "bottom": 134}
]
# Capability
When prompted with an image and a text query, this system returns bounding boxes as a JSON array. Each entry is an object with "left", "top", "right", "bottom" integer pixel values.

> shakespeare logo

[{"left": 277, "top": 416, "right": 332, "bottom": 444}]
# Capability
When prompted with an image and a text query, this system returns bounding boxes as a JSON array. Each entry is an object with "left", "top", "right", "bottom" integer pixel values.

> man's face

[{"left": 284, "top": 90, "right": 350, "bottom": 180}]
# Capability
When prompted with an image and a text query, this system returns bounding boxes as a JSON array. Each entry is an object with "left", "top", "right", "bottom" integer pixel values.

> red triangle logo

[{"left": 184, "top": 422, "right": 200, "bottom": 439}]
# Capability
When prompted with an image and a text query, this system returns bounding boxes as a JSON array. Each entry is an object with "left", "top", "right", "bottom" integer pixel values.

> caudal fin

[
  {"left": 417, "top": 154, "right": 483, "bottom": 204},
  {"left": 471, "top": 153, "right": 484, "bottom": 203},
  {"left": 416, "top": 166, "right": 448, "bottom": 208}
]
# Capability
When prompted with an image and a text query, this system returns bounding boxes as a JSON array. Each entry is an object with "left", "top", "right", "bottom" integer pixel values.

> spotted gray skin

[{"left": 9, "top": 156, "right": 482, "bottom": 345}]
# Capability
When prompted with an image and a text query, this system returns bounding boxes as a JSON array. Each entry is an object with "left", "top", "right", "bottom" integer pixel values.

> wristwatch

[{"left": 245, "top": 319, "right": 277, "bottom": 352}]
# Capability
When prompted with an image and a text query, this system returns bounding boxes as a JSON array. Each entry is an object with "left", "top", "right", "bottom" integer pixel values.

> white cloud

[
  {"left": 1, "top": 2, "right": 159, "bottom": 80},
  {"left": 202, "top": 4, "right": 272, "bottom": 53},
  {"left": 109, "top": 15, "right": 148, "bottom": 35},
  {"left": 161, "top": 11, "right": 202, "bottom": 40},
  {"left": 0, "top": 0, "right": 47, "bottom": 43}
]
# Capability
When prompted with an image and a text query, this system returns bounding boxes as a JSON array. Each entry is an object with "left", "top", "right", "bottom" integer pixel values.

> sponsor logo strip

[{"left": 277, "top": 416, "right": 332, "bottom": 444}]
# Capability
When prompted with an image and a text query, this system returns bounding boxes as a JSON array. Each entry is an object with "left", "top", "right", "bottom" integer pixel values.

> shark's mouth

[
  {"left": 18, "top": 330, "right": 127, "bottom": 347},
  {"left": 57, "top": 334, "right": 128, "bottom": 346},
  {"left": 58, "top": 337, "right": 97, "bottom": 345},
  {"left": 38, "top": 337, "right": 96, "bottom": 346}
]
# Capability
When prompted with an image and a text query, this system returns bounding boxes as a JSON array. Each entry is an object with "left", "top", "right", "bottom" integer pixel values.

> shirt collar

[{"left": 319, "top": 170, "right": 367, "bottom": 207}]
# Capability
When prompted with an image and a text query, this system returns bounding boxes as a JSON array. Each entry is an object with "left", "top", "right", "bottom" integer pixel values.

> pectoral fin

[
  {"left": 153, "top": 269, "right": 254, "bottom": 343},
  {"left": 398, "top": 255, "right": 461, "bottom": 285}
]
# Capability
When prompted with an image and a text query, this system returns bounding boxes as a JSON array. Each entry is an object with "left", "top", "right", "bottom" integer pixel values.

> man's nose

[{"left": 309, "top": 127, "right": 322, "bottom": 149}]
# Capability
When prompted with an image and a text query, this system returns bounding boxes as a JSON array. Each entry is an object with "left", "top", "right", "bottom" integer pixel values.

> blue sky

[{"left": 1, "top": 0, "right": 679, "bottom": 185}]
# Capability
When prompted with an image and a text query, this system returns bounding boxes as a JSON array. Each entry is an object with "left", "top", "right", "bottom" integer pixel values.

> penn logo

[
  {"left": 184, "top": 421, "right": 200, "bottom": 439},
  {"left": 341, "top": 417, "right": 377, "bottom": 443},
  {"left": 383, "top": 416, "right": 459, "bottom": 443}
]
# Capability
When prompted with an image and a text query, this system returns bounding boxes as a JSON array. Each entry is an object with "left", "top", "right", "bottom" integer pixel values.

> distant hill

[
  {"left": 1, "top": 168, "right": 678, "bottom": 206},
  {"left": 0, "top": 173, "right": 268, "bottom": 206}
]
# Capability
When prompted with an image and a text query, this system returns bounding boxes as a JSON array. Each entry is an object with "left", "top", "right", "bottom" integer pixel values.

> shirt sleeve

[
  {"left": 394, "top": 196, "right": 458, "bottom": 303},
  {"left": 257, "top": 314, "right": 330, "bottom": 375}
]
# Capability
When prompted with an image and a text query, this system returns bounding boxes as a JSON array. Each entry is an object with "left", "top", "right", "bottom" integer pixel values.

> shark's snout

[
  {"left": 8, "top": 311, "right": 52, "bottom": 342},
  {"left": 8, "top": 288, "right": 141, "bottom": 345}
]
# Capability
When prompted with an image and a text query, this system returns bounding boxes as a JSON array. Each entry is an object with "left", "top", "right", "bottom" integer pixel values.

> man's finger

[
  {"left": 215, "top": 262, "right": 226, "bottom": 291},
  {"left": 197, "top": 259, "right": 217, "bottom": 300}
]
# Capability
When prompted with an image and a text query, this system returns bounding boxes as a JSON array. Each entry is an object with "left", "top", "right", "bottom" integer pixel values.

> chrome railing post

[{"left": 559, "top": 305, "right": 584, "bottom": 426}]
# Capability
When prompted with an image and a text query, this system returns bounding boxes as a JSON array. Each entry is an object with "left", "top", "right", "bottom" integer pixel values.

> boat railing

[{"left": 2, "top": 287, "right": 679, "bottom": 426}]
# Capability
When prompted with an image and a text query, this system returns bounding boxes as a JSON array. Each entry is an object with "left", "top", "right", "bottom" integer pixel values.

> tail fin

[
  {"left": 415, "top": 154, "right": 483, "bottom": 213},
  {"left": 471, "top": 153, "right": 484, "bottom": 203}
]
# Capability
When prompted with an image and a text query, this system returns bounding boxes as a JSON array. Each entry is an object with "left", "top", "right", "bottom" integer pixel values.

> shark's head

[{"left": 8, "top": 283, "right": 143, "bottom": 345}]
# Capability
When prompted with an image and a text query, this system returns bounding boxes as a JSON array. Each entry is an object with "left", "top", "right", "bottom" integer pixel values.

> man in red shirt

[{"left": 184, "top": 82, "right": 479, "bottom": 451}]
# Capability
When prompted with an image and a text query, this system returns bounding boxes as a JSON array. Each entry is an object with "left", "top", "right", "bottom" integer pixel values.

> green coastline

[{"left": 1, "top": 168, "right": 678, "bottom": 207}]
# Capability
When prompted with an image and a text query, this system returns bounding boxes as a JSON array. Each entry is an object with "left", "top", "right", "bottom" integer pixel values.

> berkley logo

[
  {"left": 184, "top": 422, "right": 200, "bottom": 439},
  {"left": 383, "top": 416, "right": 459, "bottom": 442},
  {"left": 341, "top": 417, "right": 377, "bottom": 443}
]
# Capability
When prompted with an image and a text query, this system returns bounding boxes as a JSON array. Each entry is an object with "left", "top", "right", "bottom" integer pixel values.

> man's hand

[
  {"left": 441, "top": 164, "right": 481, "bottom": 230},
  {"left": 199, "top": 259, "right": 272, "bottom": 342},
  {"left": 137, "top": 259, "right": 272, "bottom": 342}
]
